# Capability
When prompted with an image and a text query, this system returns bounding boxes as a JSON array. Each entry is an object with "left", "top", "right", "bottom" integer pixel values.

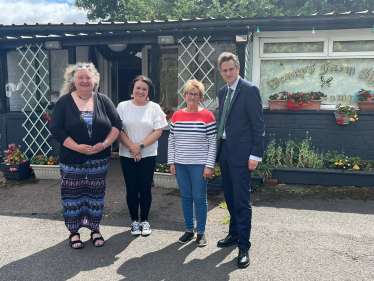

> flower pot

[
  {"left": 207, "top": 177, "right": 222, "bottom": 195},
  {"left": 263, "top": 179, "right": 277, "bottom": 186},
  {"left": 30, "top": 164, "right": 60, "bottom": 179},
  {"left": 163, "top": 119, "right": 171, "bottom": 130},
  {"left": 357, "top": 101, "right": 374, "bottom": 111},
  {"left": 251, "top": 175, "right": 263, "bottom": 187},
  {"left": 153, "top": 172, "right": 178, "bottom": 189},
  {"left": 1, "top": 161, "right": 31, "bottom": 180},
  {"left": 268, "top": 100, "right": 322, "bottom": 110},
  {"left": 334, "top": 112, "right": 350, "bottom": 125}
]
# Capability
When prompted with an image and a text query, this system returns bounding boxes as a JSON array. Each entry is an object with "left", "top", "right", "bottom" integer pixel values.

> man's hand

[{"left": 248, "top": 159, "right": 259, "bottom": 171}]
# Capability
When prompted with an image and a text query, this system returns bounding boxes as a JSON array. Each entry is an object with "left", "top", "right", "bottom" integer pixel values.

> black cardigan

[{"left": 50, "top": 92, "right": 122, "bottom": 164}]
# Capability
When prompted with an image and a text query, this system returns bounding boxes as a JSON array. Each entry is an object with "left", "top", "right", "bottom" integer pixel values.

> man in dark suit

[{"left": 216, "top": 52, "right": 265, "bottom": 268}]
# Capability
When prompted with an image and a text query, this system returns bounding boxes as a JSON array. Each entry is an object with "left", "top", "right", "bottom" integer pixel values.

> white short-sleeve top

[{"left": 117, "top": 100, "right": 168, "bottom": 158}]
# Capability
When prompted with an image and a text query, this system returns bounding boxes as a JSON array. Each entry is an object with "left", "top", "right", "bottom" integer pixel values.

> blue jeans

[{"left": 175, "top": 164, "right": 208, "bottom": 234}]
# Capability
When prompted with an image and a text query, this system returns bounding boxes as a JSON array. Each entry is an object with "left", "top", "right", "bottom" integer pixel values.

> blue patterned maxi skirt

[{"left": 60, "top": 157, "right": 109, "bottom": 232}]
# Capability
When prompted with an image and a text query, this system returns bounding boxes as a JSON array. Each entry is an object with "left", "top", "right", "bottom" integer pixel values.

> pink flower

[{"left": 10, "top": 167, "right": 17, "bottom": 171}]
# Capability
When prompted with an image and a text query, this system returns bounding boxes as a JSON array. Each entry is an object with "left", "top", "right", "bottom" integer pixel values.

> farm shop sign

[{"left": 266, "top": 62, "right": 372, "bottom": 90}]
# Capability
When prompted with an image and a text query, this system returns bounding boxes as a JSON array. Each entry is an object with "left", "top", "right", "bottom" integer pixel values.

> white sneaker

[
  {"left": 140, "top": 221, "right": 152, "bottom": 236},
  {"left": 131, "top": 221, "right": 141, "bottom": 236}
]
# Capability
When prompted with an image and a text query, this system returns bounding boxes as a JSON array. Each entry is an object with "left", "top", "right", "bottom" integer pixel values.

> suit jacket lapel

[{"left": 225, "top": 77, "right": 242, "bottom": 121}]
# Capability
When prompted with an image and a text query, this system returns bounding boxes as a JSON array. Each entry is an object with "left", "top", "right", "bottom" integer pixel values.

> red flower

[
  {"left": 163, "top": 105, "right": 166, "bottom": 108},
  {"left": 167, "top": 114, "right": 171, "bottom": 118},
  {"left": 287, "top": 94, "right": 291, "bottom": 98}
]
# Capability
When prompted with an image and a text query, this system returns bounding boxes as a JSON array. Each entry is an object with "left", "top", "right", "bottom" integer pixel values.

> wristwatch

[{"left": 139, "top": 143, "right": 145, "bottom": 149}]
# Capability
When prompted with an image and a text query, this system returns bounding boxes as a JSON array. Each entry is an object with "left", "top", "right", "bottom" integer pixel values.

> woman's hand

[
  {"left": 92, "top": 142, "right": 105, "bottom": 154},
  {"left": 170, "top": 164, "right": 176, "bottom": 178},
  {"left": 133, "top": 152, "right": 142, "bottom": 162},
  {"left": 129, "top": 144, "right": 141, "bottom": 156},
  {"left": 203, "top": 167, "right": 213, "bottom": 180},
  {"left": 77, "top": 144, "right": 95, "bottom": 155}
]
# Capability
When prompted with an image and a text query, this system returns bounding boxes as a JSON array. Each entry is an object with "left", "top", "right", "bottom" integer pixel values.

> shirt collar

[{"left": 227, "top": 76, "right": 240, "bottom": 92}]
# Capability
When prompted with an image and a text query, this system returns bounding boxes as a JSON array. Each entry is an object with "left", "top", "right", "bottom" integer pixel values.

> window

[
  {"left": 264, "top": 42, "right": 324, "bottom": 53},
  {"left": 6, "top": 49, "right": 68, "bottom": 112}
]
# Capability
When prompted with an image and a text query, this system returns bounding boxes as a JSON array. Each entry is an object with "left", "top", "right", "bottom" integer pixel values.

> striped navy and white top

[{"left": 167, "top": 108, "right": 217, "bottom": 168}]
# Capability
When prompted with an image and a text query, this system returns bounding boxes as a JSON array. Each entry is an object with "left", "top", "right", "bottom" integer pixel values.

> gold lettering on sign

[
  {"left": 348, "top": 95, "right": 353, "bottom": 102},
  {"left": 320, "top": 63, "right": 355, "bottom": 75},
  {"left": 266, "top": 78, "right": 280, "bottom": 89},
  {"left": 368, "top": 72, "right": 374, "bottom": 84},
  {"left": 330, "top": 95, "right": 335, "bottom": 101},
  {"left": 345, "top": 67, "right": 355, "bottom": 75},
  {"left": 308, "top": 64, "right": 315, "bottom": 74},
  {"left": 360, "top": 68, "right": 373, "bottom": 79}
]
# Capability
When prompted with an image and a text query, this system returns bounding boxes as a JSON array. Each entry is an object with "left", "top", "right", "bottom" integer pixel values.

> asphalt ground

[{"left": 0, "top": 159, "right": 373, "bottom": 281}]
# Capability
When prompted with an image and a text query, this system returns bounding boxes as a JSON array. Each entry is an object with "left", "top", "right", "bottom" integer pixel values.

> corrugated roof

[{"left": 0, "top": 11, "right": 373, "bottom": 42}]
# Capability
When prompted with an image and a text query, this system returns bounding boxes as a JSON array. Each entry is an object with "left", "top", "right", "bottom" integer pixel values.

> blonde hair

[
  {"left": 59, "top": 62, "right": 100, "bottom": 98},
  {"left": 217, "top": 52, "right": 240, "bottom": 71},
  {"left": 183, "top": 79, "right": 205, "bottom": 99}
]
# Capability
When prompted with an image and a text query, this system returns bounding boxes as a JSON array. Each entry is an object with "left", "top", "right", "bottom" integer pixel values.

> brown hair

[
  {"left": 128, "top": 75, "right": 155, "bottom": 101},
  {"left": 217, "top": 52, "right": 240, "bottom": 71}
]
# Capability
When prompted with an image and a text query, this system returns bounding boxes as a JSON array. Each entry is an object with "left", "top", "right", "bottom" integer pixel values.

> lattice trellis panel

[
  {"left": 177, "top": 36, "right": 215, "bottom": 109},
  {"left": 17, "top": 44, "right": 52, "bottom": 157}
]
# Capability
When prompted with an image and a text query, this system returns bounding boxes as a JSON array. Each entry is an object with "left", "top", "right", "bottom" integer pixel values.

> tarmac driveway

[{"left": 0, "top": 159, "right": 373, "bottom": 280}]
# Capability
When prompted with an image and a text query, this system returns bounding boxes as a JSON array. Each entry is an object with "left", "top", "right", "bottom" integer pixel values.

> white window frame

[
  {"left": 252, "top": 28, "right": 374, "bottom": 109},
  {"left": 329, "top": 36, "right": 374, "bottom": 57},
  {"left": 260, "top": 37, "right": 328, "bottom": 58}
]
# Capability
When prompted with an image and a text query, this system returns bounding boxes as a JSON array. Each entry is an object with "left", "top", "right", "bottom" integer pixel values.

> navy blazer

[{"left": 217, "top": 77, "right": 265, "bottom": 167}]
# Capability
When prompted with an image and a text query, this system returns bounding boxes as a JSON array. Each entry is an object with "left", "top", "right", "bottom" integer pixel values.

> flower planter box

[
  {"left": 264, "top": 179, "right": 278, "bottom": 186},
  {"left": 334, "top": 112, "right": 351, "bottom": 125},
  {"left": 272, "top": 167, "right": 374, "bottom": 187},
  {"left": 207, "top": 177, "right": 222, "bottom": 195},
  {"left": 1, "top": 161, "right": 31, "bottom": 180},
  {"left": 268, "top": 100, "right": 322, "bottom": 111},
  {"left": 251, "top": 175, "right": 263, "bottom": 187},
  {"left": 153, "top": 172, "right": 178, "bottom": 189},
  {"left": 357, "top": 101, "right": 374, "bottom": 111},
  {"left": 30, "top": 164, "right": 60, "bottom": 179}
]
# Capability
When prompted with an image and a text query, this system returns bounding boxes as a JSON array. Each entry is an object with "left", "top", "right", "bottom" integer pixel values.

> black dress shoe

[
  {"left": 237, "top": 248, "right": 250, "bottom": 268},
  {"left": 217, "top": 234, "right": 238, "bottom": 247}
]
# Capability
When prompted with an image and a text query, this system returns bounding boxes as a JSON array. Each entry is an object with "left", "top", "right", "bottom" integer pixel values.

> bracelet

[{"left": 102, "top": 142, "right": 106, "bottom": 150}]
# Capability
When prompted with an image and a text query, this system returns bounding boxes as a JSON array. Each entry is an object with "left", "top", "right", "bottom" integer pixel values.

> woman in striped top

[{"left": 168, "top": 79, "right": 217, "bottom": 247}]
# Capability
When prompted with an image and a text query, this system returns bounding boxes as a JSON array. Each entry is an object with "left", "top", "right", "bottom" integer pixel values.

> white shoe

[
  {"left": 140, "top": 221, "right": 152, "bottom": 236},
  {"left": 131, "top": 221, "right": 141, "bottom": 236}
]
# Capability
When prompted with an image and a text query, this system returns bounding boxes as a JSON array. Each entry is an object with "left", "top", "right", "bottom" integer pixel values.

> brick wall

[{"left": 263, "top": 110, "right": 374, "bottom": 160}]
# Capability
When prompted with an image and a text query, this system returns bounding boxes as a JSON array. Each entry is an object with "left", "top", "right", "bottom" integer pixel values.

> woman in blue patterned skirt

[{"left": 50, "top": 62, "right": 122, "bottom": 249}]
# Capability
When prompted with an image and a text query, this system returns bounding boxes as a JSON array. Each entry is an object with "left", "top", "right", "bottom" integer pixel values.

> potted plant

[
  {"left": 258, "top": 163, "right": 277, "bottom": 185},
  {"left": 30, "top": 155, "right": 60, "bottom": 179},
  {"left": 207, "top": 164, "right": 222, "bottom": 195},
  {"left": 268, "top": 91, "right": 326, "bottom": 111},
  {"left": 334, "top": 103, "right": 358, "bottom": 125},
  {"left": 1, "top": 144, "right": 30, "bottom": 180},
  {"left": 356, "top": 89, "right": 374, "bottom": 111},
  {"left": 251, "top": 169, "right": 263, "bottom": 187},
  {"left": 153, "top": 163, "right": 178, "bottom": 189},
  {"left": 161, "top": 105, "right": 175, "bottom": 129}
]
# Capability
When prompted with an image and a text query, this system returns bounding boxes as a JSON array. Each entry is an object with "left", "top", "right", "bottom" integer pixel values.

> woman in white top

[{"left": 117, "top": 75, "right": 168, "bottom": 236}]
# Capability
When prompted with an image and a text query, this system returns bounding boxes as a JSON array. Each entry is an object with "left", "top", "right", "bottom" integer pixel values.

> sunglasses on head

[{"left": 77, "top": 64, "right": 91, "bottom": 69}]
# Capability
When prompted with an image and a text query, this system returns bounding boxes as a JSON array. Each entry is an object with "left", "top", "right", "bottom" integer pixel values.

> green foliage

[
  {"left": 324, "top": 151, "right": 374, "bottom": 171},
  {"left": 335, "top": 103, "right": 358, "bottom": 118},
  {"left": 30, "top": 155, "right": 60, "bottom": 165},
  {"left": 357, "top": 89, "right": 373, "bottom": 102},
  {"left": 74, "top": 0, "right": 374, "bottom": 22},
  {"left": 210, "top": 163, "right": 221, "bottom": 179},
  {"left": 263, "top": 133, "right": 325, "bottom": 169},
  {"left": 155, "top": 163, "right": 171, "bottom": 173},
  {"left": 3, "top": 144, "right": 28, "bottom": 164}
]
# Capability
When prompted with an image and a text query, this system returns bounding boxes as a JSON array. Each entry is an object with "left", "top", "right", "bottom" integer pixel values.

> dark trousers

[
  {"left": 120, "top": 156, "right": 156, "bottom": 221},
  {"left": 219, "top": 139, "right": 252, "bottom": 249}
]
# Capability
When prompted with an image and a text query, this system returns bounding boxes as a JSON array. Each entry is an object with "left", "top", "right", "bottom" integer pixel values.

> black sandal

[
  {"left": 69, "top": 232, "right": 84, "bottom": 249},
  {"left": 91, "top": 230, "right": 105, "bottom": 247}
]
